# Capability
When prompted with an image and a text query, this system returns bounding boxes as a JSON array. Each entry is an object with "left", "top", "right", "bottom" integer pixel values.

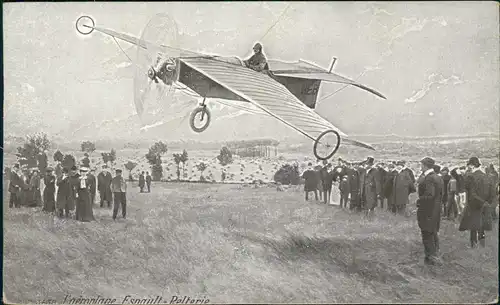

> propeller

[{"left": 133, "top": 13, "right": 180, "bottom": 123}]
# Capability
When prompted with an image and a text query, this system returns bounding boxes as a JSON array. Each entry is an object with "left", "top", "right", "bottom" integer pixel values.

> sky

[{"left": 3, "top": 2, "right": 499, "bottom": 142}]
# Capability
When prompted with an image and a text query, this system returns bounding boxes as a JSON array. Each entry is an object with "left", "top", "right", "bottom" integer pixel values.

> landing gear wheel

[
  {"left": 189, "top": 106, "right": 211, "bottom": 133},
  {"left": 75, "top": 16, "right": 95, "bottom": 35},
  {"left": 313, "top": 129, "right": 341, "bottom": 161}
]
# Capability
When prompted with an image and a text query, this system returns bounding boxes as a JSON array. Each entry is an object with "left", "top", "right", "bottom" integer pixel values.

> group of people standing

[
  {"left": 417, "top": 156, "right": 497, "bottom": 265},
  {"left": 301, "top": 155, "right": 499, "bottom": 265},
  {"left": 138, "top": 171, "right": 152, "bottom": 193},
  {"left": 7, "top": 162, "right": 132, "bottom": 221},
  {"left": 301, "top": 157, "right": 418, "bottom": 219}
]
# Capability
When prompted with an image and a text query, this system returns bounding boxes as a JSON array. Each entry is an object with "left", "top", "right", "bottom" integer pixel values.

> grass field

[{"left": 3, "top": 182, "right": 499, "bottom": 304}]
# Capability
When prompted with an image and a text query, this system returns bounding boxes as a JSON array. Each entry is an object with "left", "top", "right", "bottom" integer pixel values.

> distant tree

[
  {"left": 173, "top": 153, "right": 182, "bottom": 181},
  {"left": 109, "top": 149, "right": 117, "bottom": 165},
  {"left": 101, "top": 152, "right": 110, "bottom": 164},
  {"left": 16, "top": 132, "right": 51, "bottom": 169},
  {"left": 53, "top": 150, "right": 64, "bottom": 163},
  {"left": 62, "top": 154, "right": 76, "bottom": 170},
  {"left": 180, "top": 149, "right": 188, "bottom": 178},
  {"left": 101, "top": 148, "right": 117, "bottom": 166},
  {"left": 196, "top": 162, "right": 207, "bottom": 181},
  {"left": 274, "top": 163, "right": 300, "bottom": 185},
  {"left": 217, "top": 146, "right": 233, "bottom": 166},
  {"left": 81, "top": 141, "right": 96, "bottom": 155},
  {"left": 145, "top": 141, "right": 168, "bottom": 181},
  {"left": 124, "top": 161, "right": 138, "bottom": 181}
]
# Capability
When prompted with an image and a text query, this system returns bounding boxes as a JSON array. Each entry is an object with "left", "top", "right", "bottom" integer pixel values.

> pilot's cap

[{"left": 253, "top": 43, "right": 262, "bottom": 51}]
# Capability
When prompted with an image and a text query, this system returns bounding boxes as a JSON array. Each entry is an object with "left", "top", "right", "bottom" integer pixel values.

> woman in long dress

[
  {"left": 42, "top": 168, "right": 56, "bottom": 213},
  {"left": 76, "top": 168, "right": 95, "bottom": 222}
]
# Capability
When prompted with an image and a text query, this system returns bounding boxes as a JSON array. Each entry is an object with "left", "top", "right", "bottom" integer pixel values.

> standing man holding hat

[
  {"left": 416, "top": 157, "right": 443, "bottom": 265},
  {"left": 111, "top": 169, "right": 128, "bottom": 220},
  {"left": 459, "top": 157, "right": 494, "bottom": 248}
]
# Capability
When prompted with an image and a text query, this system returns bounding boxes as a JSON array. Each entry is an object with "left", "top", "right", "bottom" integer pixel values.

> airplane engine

[{"left": 150, "top": 57, "right": 180, "bottom": 85}]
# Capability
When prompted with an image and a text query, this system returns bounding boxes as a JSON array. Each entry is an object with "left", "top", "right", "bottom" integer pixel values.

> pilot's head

[{"left": 253, "top": 43, "right": 262, "bottom": 54}]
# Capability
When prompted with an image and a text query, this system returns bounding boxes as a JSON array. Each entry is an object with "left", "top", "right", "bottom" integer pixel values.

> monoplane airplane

[{"left": 75, "top": 13, "right": 386, "bottom": 160}]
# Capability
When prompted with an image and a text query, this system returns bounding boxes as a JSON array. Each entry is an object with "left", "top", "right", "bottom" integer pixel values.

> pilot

[{"left": 243, "top": 43, "right": 268, "bottom": 73}]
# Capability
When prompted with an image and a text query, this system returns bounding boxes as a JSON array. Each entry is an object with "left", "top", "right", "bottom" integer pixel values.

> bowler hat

[
  {"left": 420, "top": 157, "right": 435, "bottom": 167},
  {"left": 467, "top": 157, "right": 481, "bottom": 167},
  {"left": 396, "top": 160, "right": 405, "bottom": 166},
  {"left": 116, "top": 169, "right": 122, "bottom": 173}
]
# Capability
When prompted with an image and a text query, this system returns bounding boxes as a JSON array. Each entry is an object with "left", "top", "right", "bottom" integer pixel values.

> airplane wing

[
  {"left": 268, "top": 59, "right": 386, "bottom": 99},
  {"left": 272, "top": 71, "right": 386, "bottom": 100},
  {"left": 180, "top": 57, "right": 375, "bottom": 151},
  {"left": 87, "top": 24, "right": 205, "bottom": 58}
]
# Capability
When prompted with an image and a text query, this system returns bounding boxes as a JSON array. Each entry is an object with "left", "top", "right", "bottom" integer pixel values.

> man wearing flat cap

[
  {"left": 416, "top": 157, "right": 443, "bottom": 265},
  {"left": 111, "top": 169, "right": 128, "bottom": 220},
  {"left": 42, "top": 167, "right": 56, "bottom": 213},
  {"left": 459, "top": 157, "right": 494, "bottom": 248}
]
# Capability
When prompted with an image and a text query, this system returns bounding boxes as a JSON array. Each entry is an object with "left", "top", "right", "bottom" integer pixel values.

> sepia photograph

[{"left": 3, "top": 1, "right": 499, "bottom": 304}]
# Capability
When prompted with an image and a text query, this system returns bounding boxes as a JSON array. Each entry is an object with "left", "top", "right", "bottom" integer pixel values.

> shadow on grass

[{"left": 241, "top": 232, "right": 416, "bottom": 286}]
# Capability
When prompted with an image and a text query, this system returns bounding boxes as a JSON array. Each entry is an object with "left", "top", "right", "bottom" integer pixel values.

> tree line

[{"left": 12, "top": 133, "right": 239, "bottom": 182}]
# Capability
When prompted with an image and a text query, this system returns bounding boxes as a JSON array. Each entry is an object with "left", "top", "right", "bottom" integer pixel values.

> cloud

[{"left": 404, "top": 74, "right": 464, "bottom": 104}]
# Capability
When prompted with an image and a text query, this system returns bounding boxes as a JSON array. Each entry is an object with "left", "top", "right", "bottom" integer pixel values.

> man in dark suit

[
  {"left": 139, "top": 171, "right": 145, "bottom": 193},
  {"left": 146, "top": 172, "right": 152, "bottom": 192},
  {"left": 402, "top": 161, "right": 416, "bottom": 184},
  {"left": 459, "top": 157, "right": 495, "bottom": 248},
  {"left": 384, "top": 163, "right": 398, "bottom": 213},
  {"left": 346, "top": 164, "right": 360, "bottom": 211},
  {"left": 392, "top": 161, "right": 416, "bottom": 215},
  {"left": 87, "top": 169, "right": 97, "bottom": 206},
  {"left": 320, "top": 163, "right": 334, "bottom": 204},
  {"left": 302, "top": 163, "right": 318, "bottom": 201},
  {"left": 8, "top": 164, "right": 22, "bottom": 208},
  {"left": 97, "top": 165, "right": 113, "bottom": 208},
  {"left": 359, "top": 157, "right": 382, "bottom": 219},
  {"left": 416, "top": 157, "right": 443, "bottom": 265},
  {"left": 433, "top": 164, "right": 445, "bottom": 218},
  {"left": 440, "top": 167, "right": 451, "bottom": 217}
]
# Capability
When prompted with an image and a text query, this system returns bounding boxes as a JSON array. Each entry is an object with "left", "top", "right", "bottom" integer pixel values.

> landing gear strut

[{"left": 189, "top": 97, "right": 211, "bottom": 133}]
